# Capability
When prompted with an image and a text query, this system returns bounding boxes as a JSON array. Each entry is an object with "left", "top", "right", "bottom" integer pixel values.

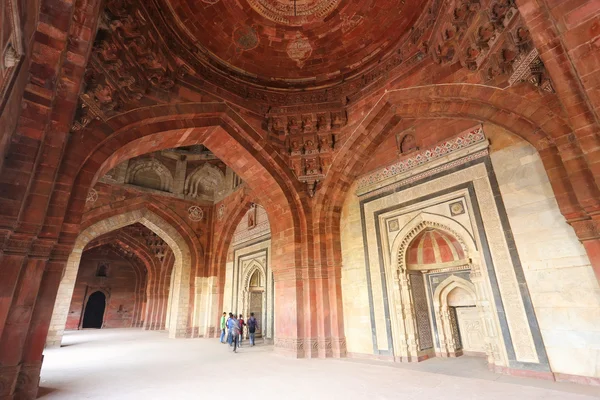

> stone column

[
  {"left": 272, "top": 265, "right": 346, "bottom": 359},
  {"left": 273, "top": 268, "right": 309, "bottom": 358},
  {"left": 392, "top": 273, "right": 410, "bottom": 360},
  {"left": 0, "top": 255, "right": 46, "bottom": 400},
  {"left": 469, "top": 262, "right": 502, "bottom": 366},
  {"left": 0, "top": 252, "right": 27, "bottom": 340},
  {"left": 398, "top": 271, "right": 419, "bottom": 361},
  {"left": 14, "top": 261, "right": 64, "bottom": 400}
]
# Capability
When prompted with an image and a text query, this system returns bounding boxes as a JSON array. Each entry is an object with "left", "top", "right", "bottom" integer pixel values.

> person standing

[
  {"left": 238, "top": 314, "right": 245, "bottom": 348},
  {"left": 247, "top": 312, "right": 258, "bottom": 346},
  {"left": 227, "top": 314, "right": 241, "bottom": 353},
  {"left": 219, "top": 312, "right": 227, "bottom": 343}
]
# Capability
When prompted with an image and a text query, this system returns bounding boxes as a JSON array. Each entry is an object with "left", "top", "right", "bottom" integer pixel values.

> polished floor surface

[{"left": 40, "top": 329, "right": 600, "bottom": 399}]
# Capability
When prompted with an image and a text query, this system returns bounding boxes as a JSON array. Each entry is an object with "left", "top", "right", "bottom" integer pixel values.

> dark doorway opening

[{"left": 82, "top": 291, "right": 106, "bottom": 329}]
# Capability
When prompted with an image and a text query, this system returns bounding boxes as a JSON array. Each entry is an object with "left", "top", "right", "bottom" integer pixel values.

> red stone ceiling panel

[{"left": 162, "top": 0, "right": 424, "bottom": 86}]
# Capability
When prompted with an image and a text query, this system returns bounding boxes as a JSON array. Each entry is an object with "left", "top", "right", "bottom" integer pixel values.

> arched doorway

[
  {"left": 389, "top": 215, "right": 497, "bottom": 363},
  {"left": 245, "top": 269, "right": 265, "bottom": 337},
  {"left": 82, "top": 291, "right": 106, "bottom": 329},
  {"left": 445, "top": 285, "right": 484, "bottom": 355}
]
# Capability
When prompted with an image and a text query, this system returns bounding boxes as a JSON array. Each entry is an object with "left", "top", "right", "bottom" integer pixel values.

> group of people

[{"left": 219, "top": 312, "right": 258, "bottom": 353}]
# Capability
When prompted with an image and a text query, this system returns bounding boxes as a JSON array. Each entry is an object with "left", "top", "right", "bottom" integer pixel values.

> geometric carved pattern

[
  {"left": 187, "top": 206, "right": 204, "bottom": 222},
  {"left": 409, "top": 272, "right": 434, "bottom": 351},
  {"left": 86, "top": 188, "right": 99, "bottom": 204},
  {"left": 449, "top": 201, "right": 466, "bottom": 216}
]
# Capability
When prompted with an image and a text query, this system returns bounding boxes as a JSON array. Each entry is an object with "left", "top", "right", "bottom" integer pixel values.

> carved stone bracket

[{"left": 267, "top": 108, "right": 347, "bottom": 197}]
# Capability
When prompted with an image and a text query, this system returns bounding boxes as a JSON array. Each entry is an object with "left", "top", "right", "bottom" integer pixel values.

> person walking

[
  {"left": 219, "top": 312, "right": 227, "bottom": 343},
  {"left": 226, "top": 313, "right": 234, "bottom": 347},
  {"left": 247, "top": 312, "right": 258, "bottom": 346},
  {"left": 238, "top": 314, "right": 245, "bottom": 348},
  {"left": 227, "top": 314, "right": 241, "bottom": 353}
]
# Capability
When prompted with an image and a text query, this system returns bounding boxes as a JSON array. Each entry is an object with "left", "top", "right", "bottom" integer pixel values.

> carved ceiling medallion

[{"left": 247, "top": 0, "right": 341, "bottom": 25}]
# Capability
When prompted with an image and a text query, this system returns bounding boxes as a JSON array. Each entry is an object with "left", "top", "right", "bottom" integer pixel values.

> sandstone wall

[
  {"left": 340, "top": 124, "right": 600, "bottom": 379},
  {"left": 66, "top": 248, "right": 143, "bottom": 329}
]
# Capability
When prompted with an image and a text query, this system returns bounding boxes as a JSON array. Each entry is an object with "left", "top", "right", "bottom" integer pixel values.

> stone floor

[{"left": 39, "top": 329, "right": 600, "bottom": 400}]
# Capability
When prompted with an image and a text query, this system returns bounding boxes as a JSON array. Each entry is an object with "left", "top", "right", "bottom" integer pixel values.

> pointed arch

[
  {"left": 389, "top": 212, "right": 477, "bottom": 274},
  {"left": 433, "top": 275, "right": 478, "bottom": 310},
  {"left": 242, "top": 259, "right": 266, "bottom": 290},
  {"left": 47, "top": 208, "right": 192, "bottom": 347}
]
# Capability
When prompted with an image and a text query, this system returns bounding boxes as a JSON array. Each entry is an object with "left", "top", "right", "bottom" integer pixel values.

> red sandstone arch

[
  {"left": 81, "top": 199, "right": 203, "bottom": 332},
  {"left": 86, "top": 230, "right": 175, "bottom": 329},
  {"left": 42, "top": 103, "right": 316, "bottom": 349},
  {"left": 45, "top": 103, "right": 305, "bottom": 273},
  {"left": 46, "top": 206, "right": 194, "bottom": 348}
]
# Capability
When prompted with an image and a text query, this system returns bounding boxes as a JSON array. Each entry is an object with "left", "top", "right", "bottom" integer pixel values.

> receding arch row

[
  {"left": 47, "top": 208, "right": 192, "bottom": 347},
  {"left": 42, "top": 103, "right": 329, "bottom": 355},
  {"left": 43, "top": 103, "right": 306, "bottom": 266}
]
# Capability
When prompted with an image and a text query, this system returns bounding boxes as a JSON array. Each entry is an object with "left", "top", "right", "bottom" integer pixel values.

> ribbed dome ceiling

[{"left": 407, "top": 228, "right": 466, "bottom": 267}]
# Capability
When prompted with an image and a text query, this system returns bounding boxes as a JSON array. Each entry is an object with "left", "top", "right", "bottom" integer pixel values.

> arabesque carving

[{"left": 72, "top": 0, "right": 180, "bottom": 131}]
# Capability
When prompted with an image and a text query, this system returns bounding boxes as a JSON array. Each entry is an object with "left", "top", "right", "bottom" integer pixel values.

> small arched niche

[{"left": 406, "top": 227, "right": 468, "bottom": 270}]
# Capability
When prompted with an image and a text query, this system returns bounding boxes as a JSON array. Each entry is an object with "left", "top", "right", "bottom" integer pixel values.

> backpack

[{"left": 248, "top": 317, "right": 257, "bottom": 332}]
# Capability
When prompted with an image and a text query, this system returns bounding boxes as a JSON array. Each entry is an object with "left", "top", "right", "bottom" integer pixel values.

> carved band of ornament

[
  {"left": 30, "top": 240, "right": 56, "bottom": 258},
  {"left": 274, "top": 338, "right": 304, "bottom": 351},
  {"left": 422, "top": 264, "right": 471, "bottom": 274},
  {"left": 397, "top": 221, "right": 470, "bottom": 273},
  {"left": 508, "top": 48, "right": 538, "bottom": 86},
  {"left": 357, "top": 127, "right": 486, "bottom": 192}
]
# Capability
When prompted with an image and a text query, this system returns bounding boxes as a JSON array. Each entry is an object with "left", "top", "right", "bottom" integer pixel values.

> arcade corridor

[{"left": 39, "top": 330, "right": 600, "bottom": 400}]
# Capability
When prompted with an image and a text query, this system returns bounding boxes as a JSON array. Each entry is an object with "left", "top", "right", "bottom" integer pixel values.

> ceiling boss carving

[{"left": 247, "top": 0, "right": 341, "bottom": 26}]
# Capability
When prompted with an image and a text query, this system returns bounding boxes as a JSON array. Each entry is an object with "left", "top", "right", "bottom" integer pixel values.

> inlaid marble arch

[
  {"left": 385, "top": 212, "right": 501, "bottom": 363},
  {"left": 239, "top": 259, "right": 268, "bottom": 333},
  {"left": 359, "top": 153, "right": 550, "bottom": 372}
]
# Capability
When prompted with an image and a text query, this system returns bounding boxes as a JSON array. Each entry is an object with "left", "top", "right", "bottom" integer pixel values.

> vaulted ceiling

[{"left": 160, "top": 0, "right": 424, "bottom": 88}]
